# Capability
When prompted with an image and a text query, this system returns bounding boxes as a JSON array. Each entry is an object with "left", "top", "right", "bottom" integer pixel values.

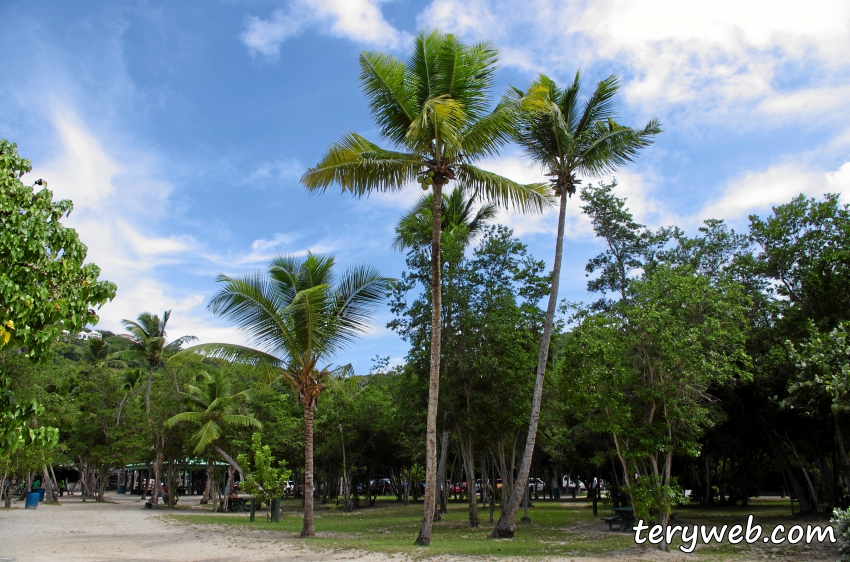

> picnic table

[{"left": 602, "top": 505, "right": 635, "bottom": 532}]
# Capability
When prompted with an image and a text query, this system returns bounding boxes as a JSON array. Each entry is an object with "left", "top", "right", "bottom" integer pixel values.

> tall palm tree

[
  {"left": 175, "top": 253, "right": 390, "bottom": 537},
  {"left": 111, "top": 311, "right": 196, "bottom": 507},
  {"left": 165, "top": 370, "right": 261, "bottom": 511},
  {"left": 301, "top": 30, "right": 552, "bottom": 545},
  {"left": 394, "top": 187, "right": 496, "bottom": 521},
  {"left": 491, "top": 72, "right": 661, "bottom": 538}
]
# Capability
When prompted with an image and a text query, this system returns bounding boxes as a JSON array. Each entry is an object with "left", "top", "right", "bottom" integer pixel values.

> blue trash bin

[
  {"left": 25, "top": 492, "right": 40, "bottom": 509},
  {"left": 553, "top": 488, "right": 561, "bottom": 500},
  {"left": 119, "top": 485, "right": 126, "bottom": 494},
  {"left": 37, "top": 488, "right": 46, "bottom": 502}
]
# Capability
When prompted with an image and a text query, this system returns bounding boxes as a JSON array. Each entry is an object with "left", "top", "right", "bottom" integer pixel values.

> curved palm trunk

[
  {"left": 301, "top": 404, "right": 316, "bottom": 537},
  {"left": 493, "top": 192, "right": 568, "bottom": 538},
  {"left": 416, "top": 181, "right": 443, "bottom": 546}
]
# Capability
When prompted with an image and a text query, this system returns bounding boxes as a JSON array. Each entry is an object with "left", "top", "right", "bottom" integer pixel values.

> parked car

[
  {"left": 561, "top": 476, "right": 586, "bottom": 491},
  {"left": 370, "top": 478, "right": 393, "bottom": 495},
  {"left": 528, "top": 478, "right": 544, "bottom": 492},
  {"left": 450, "top": 482, "right": 467, "bottom": 494}
]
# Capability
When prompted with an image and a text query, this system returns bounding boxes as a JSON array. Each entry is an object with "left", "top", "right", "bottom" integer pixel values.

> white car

[
  {"left": 527, "top": 478, "right": 544, "bottom": 492},
  {"left": 562, "top": 476, "right": 586, "bottom": 491}
]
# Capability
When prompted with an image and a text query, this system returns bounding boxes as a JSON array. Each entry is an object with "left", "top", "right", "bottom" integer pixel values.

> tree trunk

[
  {"left": 435, "top": 428, "right": 449, "bottom": 520},
  {"left": 493, "top": 191, "right": 568, "bottom": 538},
  {"left": 834, "top": 415, "right": 850, "bottom": 489},
  {"left": 149, "top": 439, "right": 164, "bottom": 508},
  {"left": 416, "top": 180, "right": 443, "bottom": 546},
  {"left": 437, "top": 424, "right": 449, "bottom": 513},
  {"left": 458, "top": 431, "right": 479, "bottom": 528},
  {"left": 97, "top": 467, "right": 109, "bottom": 502},
  {"left": 201, "top": 463, "right": 212, "bottom": 504},
  {"left": 758, "top": 416, "right": 811, "bottom": 512},
  {"left": 222, "top": 465, "right": 235, "bottom": 512},
  {"left": 301, "top": 404, "right": 316, "bottom": 537},
  {"left": 42, "top": 467, "right": 56, "bottom": 503}
]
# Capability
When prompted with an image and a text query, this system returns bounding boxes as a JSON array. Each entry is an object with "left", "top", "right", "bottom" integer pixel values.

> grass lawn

[{"left": 168, "top": 496, "right": 840, "bottom": 559}]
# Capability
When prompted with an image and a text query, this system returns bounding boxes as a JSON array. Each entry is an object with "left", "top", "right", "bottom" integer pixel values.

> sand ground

[{"left": 0, "top": 492, "right": 806, "bottom": 562}]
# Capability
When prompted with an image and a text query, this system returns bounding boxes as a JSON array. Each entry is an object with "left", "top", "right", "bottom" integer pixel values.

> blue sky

[{"left": 2, "top": 0, "right": 849, "bottom": 372}]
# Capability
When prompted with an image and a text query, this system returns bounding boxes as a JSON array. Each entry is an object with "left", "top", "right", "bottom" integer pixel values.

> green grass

[{"left": 167, "top": 496, "right": 839, "bottom": 560}]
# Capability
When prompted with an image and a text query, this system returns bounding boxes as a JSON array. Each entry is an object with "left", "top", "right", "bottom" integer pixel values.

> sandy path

[{"left": 0, "top": 493, "right": 407, "bottom": 562}]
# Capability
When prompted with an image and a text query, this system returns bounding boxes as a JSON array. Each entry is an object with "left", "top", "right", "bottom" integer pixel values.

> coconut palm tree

[
  {"left": 394, "top": 187, "right": 496, "bottom": 520},
  {"left": 301, "top": 30, "right": 552, "bottom": 545},
  {"left": 393, "top": 187, "right": 497, "bottom": 253},
  {"left": 491, "top": 72, "right": 661, "bottom": 538},
  {"left": 175, "top": 253, "right": 390, "bottom": 537},
  {"left": 165, "top": 370, "right": 261, "bottom": 511},
  {"left": 111, "top": 311, "right": 196, "bottom": 507}
]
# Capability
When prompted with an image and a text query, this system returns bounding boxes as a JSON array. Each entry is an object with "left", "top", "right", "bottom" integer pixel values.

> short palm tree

[
  {"left": 492, "top": 72, "right": 661, "bottom": 538},
  {"left": 165, "top": 370, "right": 261, "bottom": 511},
  {"left": 111, "top": 310, "right": 196, "bottom": 507},
  {"left": 393, "top": 186, "right": 496, "bottom": 253},
  {"left": 301, "top": 30, "right": 553, "bottom": 545},
  {"left": 176, "top": 253, "right": 390, "bottom": 537}
]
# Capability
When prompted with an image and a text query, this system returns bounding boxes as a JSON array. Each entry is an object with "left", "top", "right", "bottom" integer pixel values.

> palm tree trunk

[
  {"left": 416, "top": 181, "right": 443, "bottom": 546},
  {"left": 493, "top": 192, "right": 568, "bottom": 538},
  {"left": 301, "top": 404, "right": 316, "bottom": 538}
]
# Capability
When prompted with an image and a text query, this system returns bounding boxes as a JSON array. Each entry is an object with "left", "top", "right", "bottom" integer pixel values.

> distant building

[{"left": 76, "top": 331, "right": 102, "bottom": 341}]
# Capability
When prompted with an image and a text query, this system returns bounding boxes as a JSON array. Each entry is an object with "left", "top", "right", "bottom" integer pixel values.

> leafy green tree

[
  {"left": 112, "top": 311, "right": 195, "bottom": 507},
  {"left": 0, "top": 138, "right": 114, "bottom": 464},
  {"left": 495, "top": 74, "right": 661, "bottom": 537},
  {"left": 238, "top": 432, "right": 290, "bottom": 518},
  {"left": 177, "top": 253, "right": 390, "bottom": 537},
  {"left": 302, "top": 30, "right": 552, "bottom": 545}
]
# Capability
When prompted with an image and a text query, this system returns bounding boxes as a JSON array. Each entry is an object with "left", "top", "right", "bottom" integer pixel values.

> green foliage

[
  {"left": 627, "top": 475, "right": 689, "bottom": 524},
  {"left": 0, "top": 139, "right": 116, "bottom": 358},
  {"left": 831, "top": 507, "right": 850, "bottom": 561},
  {"left": 510, "top": 73, "right": 661, "bottom": 195},
  {"left": 165, "top": 370, "right": 261, "bottom": 454},
  {"left": 0, "top": 139, "right": 114, "bottom": 460},
  {"left": 302, "top": 30, "right": 552, "bottom": 213},
  {"left": 785, "top": 322, "right": 850, "bottom": 415},
  {"left": 238, "top": 433, "right": 290, "bottom": 507}
]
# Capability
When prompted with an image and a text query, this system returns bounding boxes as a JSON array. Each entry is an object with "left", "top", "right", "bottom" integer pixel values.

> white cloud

[
  {"left": 242, "top": 0, "right": 405, "bottom": 60},
  {"left": 418, "top": 0, "right": 850, "bottom": 120},
  {"left": 699, "top": 160, "right": 850, "bottom": 224}
]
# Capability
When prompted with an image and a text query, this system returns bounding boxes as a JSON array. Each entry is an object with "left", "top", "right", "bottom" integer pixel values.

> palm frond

[
  {"left": 164, "top": 410, "right": 206, "bottom": 428},
  {"left": 191, "top": 421, "right": 222, "bottom": 454},
  {"left": 456, "top": 164, "right": 554, "bottom": 213},
  {"left": 207, "top": 273, "right": 299, "bottom": 357},
  {"left": 360, "top": 50, "right": 418, "bottom": 147},
  {"left": 333, "top": 265, "right": 394, "bottom": 350},
  {"left": 301, "top": 132, "right": 421, "bottom": 195},
  {"left": 221, "top": 414, "right": 263, "bottom": 429}
]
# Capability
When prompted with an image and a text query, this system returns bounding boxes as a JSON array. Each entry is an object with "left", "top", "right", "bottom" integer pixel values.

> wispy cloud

[
  {"left": 242, "top": 0, "right": 406, "bottom": 60},
  {"left": 699, "top": 160, "right": 850, "bottom": 225}
]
